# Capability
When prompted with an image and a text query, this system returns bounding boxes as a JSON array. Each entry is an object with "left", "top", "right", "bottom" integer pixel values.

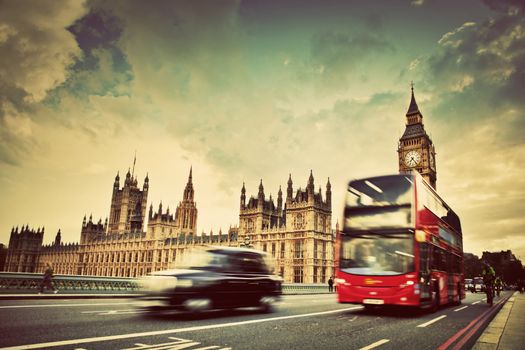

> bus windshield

[
  {"left": 339, "top": 232, "right": 415, "bottom": 276},
  {"left": 344, "top": 175, "right": 414, "bottom": 230}
]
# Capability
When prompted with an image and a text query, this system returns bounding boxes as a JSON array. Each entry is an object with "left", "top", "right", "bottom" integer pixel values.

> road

[{"left": 0, "top": 291, "right": 511, "bottom": 350}]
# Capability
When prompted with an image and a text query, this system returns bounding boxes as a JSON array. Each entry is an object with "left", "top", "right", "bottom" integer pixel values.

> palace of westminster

[{"left": 3, "top": 86, "right": 437, "bottom": 283}]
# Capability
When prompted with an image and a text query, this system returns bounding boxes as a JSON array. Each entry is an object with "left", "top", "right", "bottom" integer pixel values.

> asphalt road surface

[{"left": 0, "top": 291, "right": 511, "bottom": 350}]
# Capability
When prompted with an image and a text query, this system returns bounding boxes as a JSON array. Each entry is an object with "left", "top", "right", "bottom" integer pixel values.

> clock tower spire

[{"left": 397, "top": 83, "right": 437, "bottom": 189}]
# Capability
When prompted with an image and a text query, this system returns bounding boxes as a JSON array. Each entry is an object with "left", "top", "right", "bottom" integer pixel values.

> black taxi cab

[{"left": 137, "top": 246, "right": 282, "bottom": 313}]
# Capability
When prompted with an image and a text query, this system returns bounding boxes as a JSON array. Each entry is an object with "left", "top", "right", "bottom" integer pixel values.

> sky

[{"left": 1, "top": 0, "right": 524, "bottom": 261}]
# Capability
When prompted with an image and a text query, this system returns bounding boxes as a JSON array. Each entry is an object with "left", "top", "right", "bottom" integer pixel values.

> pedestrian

[
  {"left": 39, "top": 263, "right": 58, "bottom": 294},
  {"left": 328, "top": 276, "right": 334, "bottom": 293}
]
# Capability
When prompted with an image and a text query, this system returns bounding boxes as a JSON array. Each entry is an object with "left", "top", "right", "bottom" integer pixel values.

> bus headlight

[
  {"left": 335, "top": 278, "right": 349, "bottom": 285},
  {"left": 415, "top": 230, "right": 426, "bottom": 242}
]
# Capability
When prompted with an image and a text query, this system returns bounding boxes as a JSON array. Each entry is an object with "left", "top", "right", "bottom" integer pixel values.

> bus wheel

[{"left": 455, "top": 284, "right": 462, "bottom": 305}]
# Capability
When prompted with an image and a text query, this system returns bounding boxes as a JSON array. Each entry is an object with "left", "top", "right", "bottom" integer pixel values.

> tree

[
  {"left": 503, "top": 260, "right": 525, "bottom": 285},
  {"left": 464, "top": 253, "right": 482, "bottom": 278}
]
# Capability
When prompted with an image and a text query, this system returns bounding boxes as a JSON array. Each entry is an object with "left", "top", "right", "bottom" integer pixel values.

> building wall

[
  {"left": 239, "top": 172, "right": 335, "bottom": 283},
  {"left": 5, "top": 168, "right": 335, "bottom": 283}
]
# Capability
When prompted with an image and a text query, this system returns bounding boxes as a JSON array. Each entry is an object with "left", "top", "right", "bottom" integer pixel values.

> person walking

[
  {"left": 328, "top": 276, "right": 334, "bottom": 293},
  {"left": 39, "top": 263, "right": 58, "bottom": 294}
]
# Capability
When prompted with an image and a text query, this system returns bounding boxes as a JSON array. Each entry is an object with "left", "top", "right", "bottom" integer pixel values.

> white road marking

[
  {"left": 482, "top": 298, "right": 487, "bottom": 301},
  {"left": 417, "top": 315, "right": 447, "bottom": 328},
  {"left": 454, "top": 306, "right": 468, "bottom": 312},
  {"left": 121, "top": 337, "right": 200, "bottom": 350},
  {"left": 472, "top": 301, "right": 481, "bottom": 305},
  {"left": 0, "top": 302, "right": 131, "bottom": 309},
  {"left": 81, "top": 309, "right": 143, "bottom": 316},
  {"left": 1, "top": 306, "right": 363, "bottom": 350},
  {"left": 359, "top": 339, "right": 390, "bottom": 350}
]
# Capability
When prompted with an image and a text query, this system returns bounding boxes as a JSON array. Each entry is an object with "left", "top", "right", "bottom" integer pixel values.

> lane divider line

[
  {"left": 417, "top": 315, "right": 447, "bottom": 328},
  {"left": 437, "top": 293, "right": 511, "bottom": 350},
  {"left": 472, "top": 301, "right": 481, "bottom": 305},
  {"left": 0, "top": 306, "right": 363, "bottom": 350},
  {"left": 0, "top": 302, "right": 130, "bottom": 309},
  {"left": 359, "top": 339, "right": 390, "bottom": 350},
  {"left": 454, "top": 306, "right": 468, "bottom": 312}
]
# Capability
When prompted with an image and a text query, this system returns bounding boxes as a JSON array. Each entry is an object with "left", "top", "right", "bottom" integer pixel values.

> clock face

[{"left": 404, "top": 150, "right": 421, "bottom": 168}]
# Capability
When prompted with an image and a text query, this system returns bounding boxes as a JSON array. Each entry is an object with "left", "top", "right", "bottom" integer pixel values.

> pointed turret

[
  {"left": 143, "top": 173, "right": 149, "bottom": 190},
  {"left": 183, "top": 167, "right": 194, "bottom": 201},
  {"left": 406, "top": 82, "right": 421, "bottom": 116},
  {"left": 125, "top": 168, "right": 131, "bottom": 185},
  {"left": 326, "top": 177, "right": 332, "bottom": 206},
  {"left": 240, "top": 182, "right": 246, "bottom": 209},
  {"left": 258, "top": 179, "right": 264, "bottom": 200},
  {"left": 55, "top": 229, "right": 61, "bottom": 246},
  {"left": 277, "top": 185, "right": 283, "bottom": 209},
  {"left": 307, "top": 170, "right": 315, "bottom": 197},
  {"left": 114, "top": 171, "right": 120, "bottom": 190},
  {"left": 149, "top": 204, "right": 153, "bottom": 219},
  {"left": 287, "top": 174, "right": 293, "bottom": 200}
]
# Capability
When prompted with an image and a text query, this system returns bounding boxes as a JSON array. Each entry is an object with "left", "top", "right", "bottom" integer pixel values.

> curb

[{"left": 471, "top": 292, "right": 516, "bottom": 350}]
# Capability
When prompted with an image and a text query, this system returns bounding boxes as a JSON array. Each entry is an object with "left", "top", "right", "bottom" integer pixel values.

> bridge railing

[{"left": 0, "top": 272, "right": 330, "bottom": 295}]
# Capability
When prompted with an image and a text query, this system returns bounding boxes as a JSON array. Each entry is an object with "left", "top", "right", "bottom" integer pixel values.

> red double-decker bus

[{"left": 336, "top": 172, "right": 463, "bottom": 311}]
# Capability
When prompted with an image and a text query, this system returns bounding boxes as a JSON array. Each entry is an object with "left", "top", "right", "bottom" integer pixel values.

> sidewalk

[{"left": 472, "top": 291, "right": 525, "bottom": 350}]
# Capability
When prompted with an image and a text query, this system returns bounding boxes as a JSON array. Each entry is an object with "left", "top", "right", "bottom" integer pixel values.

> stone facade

[
  {"left": 4, "top": 166, "right": 333, "bottom": 283},
  {"left": 238, "top": 171, "right": 335, "bottom": 283}
]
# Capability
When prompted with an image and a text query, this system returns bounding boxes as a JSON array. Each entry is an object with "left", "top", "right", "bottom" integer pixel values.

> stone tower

[
  {"left": 239, "top": 179, "right": 284, "bottom": 235},
  {"left": 398, "top": 84, "right": 437, "bottom": 189},
  {"left": 147, "top": 167, "right": 198, "bottom": 239},
  {"left": 80, "top": 214, "right": 107, "bottom": 244},
  {"left": 238, "top": 172, "right": 333, "bottom": 283},
  {"left": 5, "top": 226, "right": 44, "bottom": 272},
  {"left": 174, "top": 167, "right": 198, "bottom": 237},
  {"left": 108, "top": 163, "right": 149, "bottom": 234}
]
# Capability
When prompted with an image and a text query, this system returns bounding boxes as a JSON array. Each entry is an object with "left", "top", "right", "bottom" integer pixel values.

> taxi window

[{"left": 223, "top": 252, "right": 270, "bottom": 274}]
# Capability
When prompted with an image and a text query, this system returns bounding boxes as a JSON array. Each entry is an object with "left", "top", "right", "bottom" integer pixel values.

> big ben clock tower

[{"left": 398, "top": 83, "right": 437, "bottom": 189}]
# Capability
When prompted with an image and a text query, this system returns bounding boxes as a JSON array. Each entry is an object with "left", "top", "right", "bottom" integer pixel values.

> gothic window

[
  {"left": 247, "top": 219, "right": 254, "bottom": 233},
  {"left": 294, "top": 214, "right": 304, "bottom": 230},
  {"left": 294, "top": 266, "right": 303, "bottom": 283},
  {"left": 294, "top": 240, "right": 303, "bottom": 259},
  {"left": 272, "top": 243, "right": 276, "bottom": 257},
  {"left": 280, "top": 242, "right": 285, "bottom": 259}
]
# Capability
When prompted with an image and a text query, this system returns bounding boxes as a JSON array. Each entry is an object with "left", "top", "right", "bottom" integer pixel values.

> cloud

[
  {"left": 308, "top": 31, "right": 395, "bottom": 93},
  {"left": 418, "top": 6, "right": 525, "bottom": 255},
  {"left": 0, "top": 0, "right": 88, "bottom": 166},
  {"left": 482, "top": 0, "right": 525, "bottom": 14},
  {"left": 0, "top": 1, "right": 87, "bottom": 104}
]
